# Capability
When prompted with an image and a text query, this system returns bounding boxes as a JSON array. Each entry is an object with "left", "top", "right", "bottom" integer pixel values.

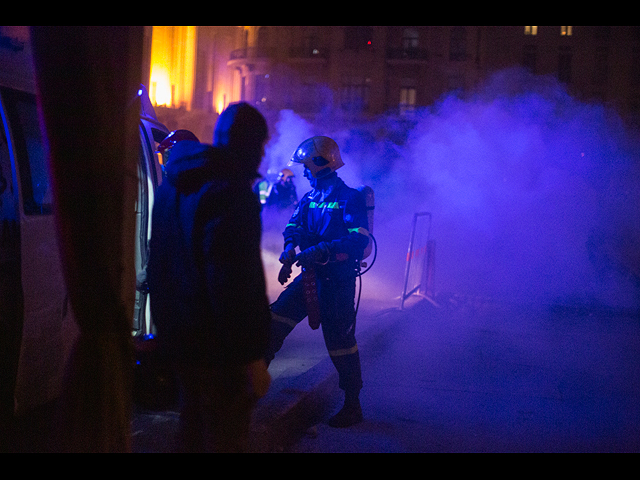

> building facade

[{"left": 143, "top": 26, "right": 640, "bottom": 141}]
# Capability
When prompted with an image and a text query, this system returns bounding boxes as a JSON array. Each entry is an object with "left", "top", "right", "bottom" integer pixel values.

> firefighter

[
  {"left": 253, "top": 175, "right": 271, "bottom": 207},
  {"left": 156, "top": 129, "right": 200, "bottom": 172},
  {"left": 266, "top": 136, "right": 370, "bottom": 428},
  {"left": 266, "top": 167, "right": 298, "bottom": 210},
  {"left": 136, "top": 129, "right": 200, "bottom": 294}
]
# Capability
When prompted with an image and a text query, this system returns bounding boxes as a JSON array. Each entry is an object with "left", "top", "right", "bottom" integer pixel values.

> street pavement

[{"left": 131, "top": 293, "right": 640, "bottom": 453}]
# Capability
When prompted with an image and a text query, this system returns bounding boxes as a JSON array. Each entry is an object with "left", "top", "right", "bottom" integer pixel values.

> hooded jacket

[{"left": 147, "top": 140, "right": 270, "bottom": 366}]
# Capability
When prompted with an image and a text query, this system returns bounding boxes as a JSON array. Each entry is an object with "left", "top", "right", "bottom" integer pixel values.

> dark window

[
  {"left": 558, "top": 47, "right": 572, "bottom": 84},
  {"left": 449, "top": 27, "right": 467, "bottom": 61},
  {"left": 631, "top": 46, "right": 640, "bottom": 87},
  {"left": 402, "top": 28, "right": 419, "bottom": 51},
  {"left": 0, "top": 87, "right": 51, "bottom": 215},
  {"left": 593, "top": 46, "right": 609, "bottom": 86},
  {"left": 523, "top": 45, "right": 537, "bottom": 73},
  {"left": 341, "top": 76, "right": 371, "bottom": 111}
]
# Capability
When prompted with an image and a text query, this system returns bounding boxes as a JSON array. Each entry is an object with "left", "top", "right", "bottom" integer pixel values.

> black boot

[{"left": 327, "top": 393, "right": 363, "bottom": 428}]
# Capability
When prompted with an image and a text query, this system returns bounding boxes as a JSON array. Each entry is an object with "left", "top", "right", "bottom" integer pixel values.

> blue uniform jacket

[{"left": 283, "top": 175, "right": 370, "bottom": 278}]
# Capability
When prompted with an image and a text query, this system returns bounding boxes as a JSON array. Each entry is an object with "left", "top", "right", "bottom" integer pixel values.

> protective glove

[
  {"left": 279, "top": 244, "right": 297, "bottom": 266},
  {"left": 247, "top": 358, "right": 271, "bottom": 399},
  {"left": 278, "top": 263, "right": 293, "bottom": 285},
  {"left": 295, "top": 242, "right": 330, "bottom": 268}
]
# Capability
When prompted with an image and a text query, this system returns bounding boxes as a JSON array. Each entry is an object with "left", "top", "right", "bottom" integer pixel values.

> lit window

[
  {"left": 524, "top": 26, "right": 538, "bottom": 36},
  {"left": 561, "top": 26, "right": 573, "bottom": 36},
  {"left": 400, "top": 87, "right": 416, "bottom": 114},
  {"left": 149, "top": 26, "right": 196, "bottom": 109}
]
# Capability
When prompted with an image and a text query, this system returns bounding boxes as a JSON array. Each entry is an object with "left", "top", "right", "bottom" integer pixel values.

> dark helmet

[{"left": 157, "top": 129, "right": 200, "bottom": 156}]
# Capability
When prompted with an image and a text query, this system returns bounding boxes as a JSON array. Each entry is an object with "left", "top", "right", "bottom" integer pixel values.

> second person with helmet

[
  {"left": 266, "top": 136, "right": 370, "bottom": 428},
  {"left": 266, "top": 167, "right": 298, "bottom": 211}
]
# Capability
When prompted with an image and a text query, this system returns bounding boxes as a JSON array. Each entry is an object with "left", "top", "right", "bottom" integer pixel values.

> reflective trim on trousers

[
  {"left": 271, "top": 311, "right": 298, "bottom": 329},
  {"left": 328, "top": 344, "right": 358, "bottom": 358}
]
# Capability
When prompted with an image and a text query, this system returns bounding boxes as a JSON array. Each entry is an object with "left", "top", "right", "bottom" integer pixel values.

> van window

[
  {"left": 1, "top": 114, "right": 19, "bottom": 248},
  {"left": 1, "top": 121, "right": 17, "bottom": 218},
  {"left": 0, "top": 87, "right": 51, "bottom": 215}
]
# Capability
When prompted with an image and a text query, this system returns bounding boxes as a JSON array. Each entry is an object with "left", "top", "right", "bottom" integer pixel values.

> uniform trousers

[{"left": 266, "top": 273, "right": 363, "bottom": 396}]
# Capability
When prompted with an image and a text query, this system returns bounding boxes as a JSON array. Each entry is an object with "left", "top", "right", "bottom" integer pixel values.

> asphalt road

[
  {"left": 130, "top": 293, "right": 639, "bottom": 453},
  {"left": 283, "top": 296, "right": 640, "bottom": 453}
]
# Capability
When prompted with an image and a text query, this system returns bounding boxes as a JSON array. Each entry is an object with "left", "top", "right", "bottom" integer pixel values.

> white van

[
  {"left": 133, "top": 86, "right": 170, "bottom": 336},
  {"left": 0, "top": 28, "right": 168, "bottom": 423}
]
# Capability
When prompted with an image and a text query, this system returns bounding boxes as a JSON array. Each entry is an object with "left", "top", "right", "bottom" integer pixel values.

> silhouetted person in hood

[{"left": 147, "top": 102, "right": 271, "bottom": 452}]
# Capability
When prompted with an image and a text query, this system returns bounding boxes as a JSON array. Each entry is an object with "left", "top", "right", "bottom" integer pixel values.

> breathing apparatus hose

[{"left": 355, "top": 233, "right": 377, "bottom": 316}]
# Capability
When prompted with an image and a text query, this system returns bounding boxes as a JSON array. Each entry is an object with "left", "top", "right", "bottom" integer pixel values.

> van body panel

[
  {"left": 134, "top": 94, "right": 168, "bottom": 334},
  {"left": 0, "top": 85, "right": 78, "bottom": 413},
  {"left": 1, "top": 31, "right": 170, "bottom": 416}
]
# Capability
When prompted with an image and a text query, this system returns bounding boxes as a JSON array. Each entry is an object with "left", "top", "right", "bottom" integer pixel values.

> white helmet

[{"left": 288, "top": 136, "right": 344, "bottom": 179}]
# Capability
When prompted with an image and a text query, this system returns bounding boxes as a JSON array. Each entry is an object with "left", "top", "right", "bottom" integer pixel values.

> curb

[{"left": 249, "top": 355, "right": 339, "bottom": 452}]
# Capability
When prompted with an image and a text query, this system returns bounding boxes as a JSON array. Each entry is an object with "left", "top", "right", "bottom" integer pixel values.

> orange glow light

[{"left": 149, "top": 26, "right": 196, "bottom": 109}]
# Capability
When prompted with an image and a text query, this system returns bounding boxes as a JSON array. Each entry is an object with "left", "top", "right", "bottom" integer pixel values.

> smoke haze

[{"left": 260, "top": 67, "right": 640, "bottom": 310}]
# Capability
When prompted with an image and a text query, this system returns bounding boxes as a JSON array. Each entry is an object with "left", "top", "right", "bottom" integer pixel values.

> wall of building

[{"left": 144, "top": 26, "right": 640, "bottom": 143}]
